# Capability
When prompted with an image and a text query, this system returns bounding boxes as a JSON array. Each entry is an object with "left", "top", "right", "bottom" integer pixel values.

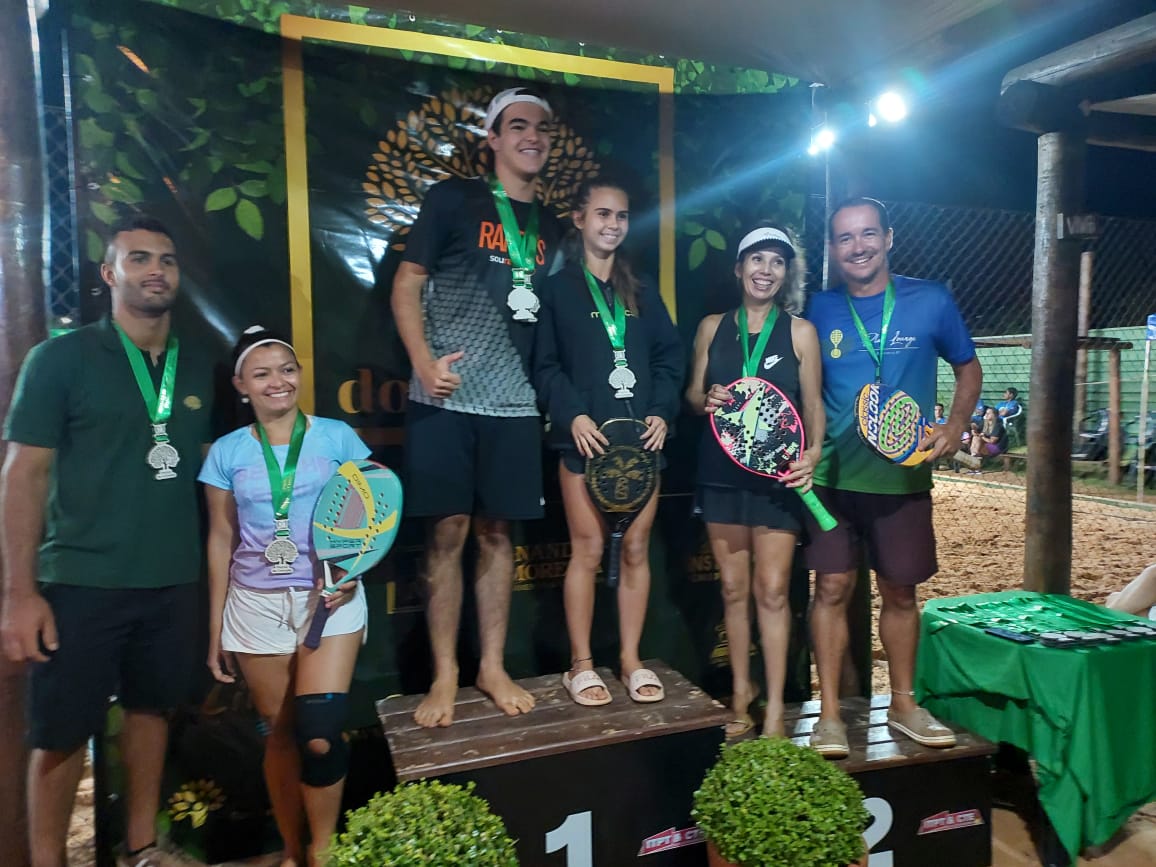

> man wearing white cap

[{"left": 392, "top": 87, "right": 564, "bottom": 727}]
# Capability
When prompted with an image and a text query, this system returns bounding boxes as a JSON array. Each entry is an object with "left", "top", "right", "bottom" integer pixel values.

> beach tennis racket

[
  {"left": 710, "top": 377, "right": 837, "bottom": 532},
  {"left": 855, "top": 383, "right": 981, "bottom": 469},
  {"left": 303, "top": 460, "right": 402, "bottom": 649},
  {"left": 584, "top": 418, "right": 658, "bottom": 590}
]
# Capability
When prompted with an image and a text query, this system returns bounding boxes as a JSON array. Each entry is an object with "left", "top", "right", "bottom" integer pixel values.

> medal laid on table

[
  {"left": 114, "top": 323, "right": 181, "bottom": 480},
  {"left": 489, "top": 174, "right": 541, "bottom": 322},
  {"left": 584, "top": 267, "right": 636, "bottom": 398},
  {"left": 256, "top": 410, "right": 308, "bottom": 575}
]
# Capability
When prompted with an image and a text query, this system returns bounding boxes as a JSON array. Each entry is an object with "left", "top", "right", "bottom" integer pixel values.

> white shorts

[{"left": 221, "top": 580, "right": 367, "bottom": 655}]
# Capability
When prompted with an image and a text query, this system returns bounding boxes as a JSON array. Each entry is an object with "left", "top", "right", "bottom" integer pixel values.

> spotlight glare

[
  {"left": 868, "top": 113, "right": 878, "bottom": 127},
  {"left": 815, "top": 127, "right": 836, "bottom": 150},
  {"left": 875, "top": 91, "right": 908, "bottom": 123}
]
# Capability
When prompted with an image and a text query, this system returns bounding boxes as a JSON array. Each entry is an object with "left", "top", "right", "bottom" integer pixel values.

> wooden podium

[
  {"left": 779, "top": 695, "right": 997, "bottom": 867},
  {"left": 377, "top": 660, "right": 729, "bottom": 865}
]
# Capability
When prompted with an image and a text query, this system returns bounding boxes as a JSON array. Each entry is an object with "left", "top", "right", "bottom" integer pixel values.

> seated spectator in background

[
  {"left": 968, "top": 406, "right": 1006, "bottom": 459},
  {"left": 997, "top": 387, "right": 1022, "bottom": 420},
  {"left": 933, "top": 403, "right": 947, "bottom": 425},
  {"left": 1106, "top": 563, "right": 1156, "bottom": 620}
]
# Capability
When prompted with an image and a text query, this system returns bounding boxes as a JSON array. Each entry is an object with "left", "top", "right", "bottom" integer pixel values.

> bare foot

[
  {"left": 477, "top": 666, "right": 535, "bottom": 716},
  {"left": 414, "top": 677, "right": 458, "bottom": 727}
]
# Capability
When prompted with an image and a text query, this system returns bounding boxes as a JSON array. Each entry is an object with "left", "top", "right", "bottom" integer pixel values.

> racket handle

[
  {"left": 605, "top": 530, "right": 624, "bottom": 590},
  {"left": 797, "top": 488, "right": 838, "bottom": 532},
  {"left": 303, "top": 599, "right": 330, "bottom": 650}
]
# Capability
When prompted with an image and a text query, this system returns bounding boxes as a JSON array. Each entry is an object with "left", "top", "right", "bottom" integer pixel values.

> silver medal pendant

[
  {"left": 147, "top": 424, "right": 179, "bottom": 480},
  {"left": 507, "top": 270, "right": 539, "bottom": 322},
  {"left": 265, "top": 520, "right": 299, "bottom": 575},
  {"left": 609, "top": 357, "right": 636, "bottom": 399}
]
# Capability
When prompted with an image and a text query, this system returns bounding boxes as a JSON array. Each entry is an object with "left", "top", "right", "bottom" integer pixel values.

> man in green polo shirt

[{"left": 1, "top": 216, "right": 212, "bottom": 867}]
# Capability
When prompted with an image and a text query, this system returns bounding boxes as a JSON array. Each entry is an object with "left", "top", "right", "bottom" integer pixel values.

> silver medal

[
  {"left": 264, "top": 520, "right": 299, "bottom": 574},
  {"left": 609, "top": 350, "right": 636, "bottom": 399},
  {"left": 507, "top": 270, "right": 539, "bottom": 322},
  {"left": 147, "top": 424, "right": 179, "bottom": 480}
]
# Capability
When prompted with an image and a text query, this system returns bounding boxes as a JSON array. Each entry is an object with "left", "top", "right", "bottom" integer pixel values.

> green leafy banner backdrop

[{"left": 69, "top": 4, "right": 811, "bottom": 855}]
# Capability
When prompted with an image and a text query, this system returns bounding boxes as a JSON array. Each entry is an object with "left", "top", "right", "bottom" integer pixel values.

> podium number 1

[{"left": 545, "top": 811, "right": 592, "bottom": 867}]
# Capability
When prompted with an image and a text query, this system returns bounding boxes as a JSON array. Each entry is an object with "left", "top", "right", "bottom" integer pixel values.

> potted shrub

[
  {"left": 328, "top": 779, "right": 518, "bottom": 866},
  {"left": 692, "top": 737, "right": 870, "bottom": 867}
]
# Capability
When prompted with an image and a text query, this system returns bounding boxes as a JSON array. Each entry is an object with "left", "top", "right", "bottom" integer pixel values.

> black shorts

[
  {"left": 27, "top": 583, "right": 199, "bottom": 751},
  {"left": 801, "top": 486, "right": 937, "bottom": 585},
  {"left": 404, "top": 401, "right": 544, "bottom": 520},
  {"left": 694, "top": 484, "right": 802, "bottom": 532}
]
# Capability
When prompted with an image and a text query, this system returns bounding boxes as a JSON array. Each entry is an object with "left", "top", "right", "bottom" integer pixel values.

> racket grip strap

[{"left": 798, "top": 489, "right": 838, "bottom": 532}]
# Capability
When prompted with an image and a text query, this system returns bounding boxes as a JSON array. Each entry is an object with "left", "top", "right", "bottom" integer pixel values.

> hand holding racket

[
  {"left": 855, "top": 383, "right": 980, "bottom": 469},
  {"left": 303, "top": 460, "right": 403, "bottom": 650},
  {"left": 710, "top": 377, "right": 837, "bottom": 532},
  {"left": 585, "top": 418, "right": 658, "bottom": 589}
]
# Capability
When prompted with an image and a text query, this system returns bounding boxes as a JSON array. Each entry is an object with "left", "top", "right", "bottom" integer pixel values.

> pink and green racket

[
  {"left": 711, "top": 377, "right": 837, "bottom": 531},
  {"left": 304, "top": 460, "right": 402, "bottom": 649}
]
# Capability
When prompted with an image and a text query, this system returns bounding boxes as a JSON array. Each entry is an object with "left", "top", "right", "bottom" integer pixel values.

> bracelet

[
  {"left": 571, "top": 656, "right": 593, "bottom": 665},
  {"left": 891, "top": 688, "right": 915, "bottom": 696}
]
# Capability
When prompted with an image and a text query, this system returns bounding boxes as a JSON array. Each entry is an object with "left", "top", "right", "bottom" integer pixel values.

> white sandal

[{"left": 562, "top": 669, "right": 612, "bottom": 706}]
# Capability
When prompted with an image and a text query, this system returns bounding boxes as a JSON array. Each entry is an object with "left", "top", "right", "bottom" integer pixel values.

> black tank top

[{"left": 697, "top": 307, "right": 801, "bottom": 490}]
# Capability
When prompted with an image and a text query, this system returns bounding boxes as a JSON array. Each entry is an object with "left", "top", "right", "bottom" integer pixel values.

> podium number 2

[
  {"left": 863, "top": 797, "right": 894, "bottom": 867},
  {"left": 545, "top": 811, "right": 592, "bottom": 867}
]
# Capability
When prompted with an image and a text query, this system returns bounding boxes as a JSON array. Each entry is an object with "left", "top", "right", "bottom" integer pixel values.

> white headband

[
  {"left": 736, "top": 227, "right": 796, "bottom": 261},
  {"left": 484, "top": 87, "right": 553, "bottom": 132},
  {"left": 234, "top": 327, "right": 296, "bottom": 376}
]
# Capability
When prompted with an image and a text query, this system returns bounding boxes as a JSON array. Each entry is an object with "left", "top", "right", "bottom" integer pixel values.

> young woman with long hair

[{"left": 534, "top": 179, "right": 684, "bottom": 706}]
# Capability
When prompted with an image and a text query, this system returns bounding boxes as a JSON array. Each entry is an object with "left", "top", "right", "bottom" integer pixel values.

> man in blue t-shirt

[{"left": 802, "top": 198, "right": 983, "bottom": 759}]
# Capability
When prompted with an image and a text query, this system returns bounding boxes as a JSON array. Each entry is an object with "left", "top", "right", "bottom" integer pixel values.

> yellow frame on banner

[{"left": 279, "top": 15, "right": 676, "bottom": 413}]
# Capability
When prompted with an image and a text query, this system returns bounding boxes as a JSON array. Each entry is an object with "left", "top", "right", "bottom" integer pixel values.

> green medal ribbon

[
  {"left": 113, "top": 322, "right": 179, "bottom": 435},
  {"left": 583, "top": 267, "right": 627, "bottom": 357},
  {"left": 737, "top": 305, "right": 779, "bottom": 379},
  {"left": 488, "top": 173, "right": 540, "bottom": 287},
  {"left": 255, "top": 410, "right": 308, "bottom": 531},
  {"left": 845, "top": 281, "right": 896, "bottom": 383}
]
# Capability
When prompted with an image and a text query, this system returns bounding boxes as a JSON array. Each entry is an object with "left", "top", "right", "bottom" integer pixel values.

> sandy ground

[{"left": 63, "top": 473, "right": 1156, "bottom": 866}]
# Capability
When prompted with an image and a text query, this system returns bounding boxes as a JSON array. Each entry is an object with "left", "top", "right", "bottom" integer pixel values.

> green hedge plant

[
  {"left": 692, "top": 737, "right": 870, "bottom": 867},
  {"left": 328, "top": 780, "right": 518, "bottom": 866}
]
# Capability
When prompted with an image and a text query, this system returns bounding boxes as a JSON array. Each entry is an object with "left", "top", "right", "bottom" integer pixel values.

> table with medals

[{"left": 916, "top": 591, "right": 1156, "bottom": 860}]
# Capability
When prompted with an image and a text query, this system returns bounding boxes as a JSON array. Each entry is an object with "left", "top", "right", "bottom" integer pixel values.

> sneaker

[
  {"left": 887, "top": 707, "right": 957, "bottom": 748},
  {"left": 809, "top": 718, "right": 849, "bottom": 758},
  {"left": 118, "top": 844, "right": 206, "bottom": 867}
]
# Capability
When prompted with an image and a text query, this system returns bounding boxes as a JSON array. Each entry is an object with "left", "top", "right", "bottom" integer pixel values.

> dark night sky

[{"left": 829, "top": 0, "right": 1156, "bottom": 218}]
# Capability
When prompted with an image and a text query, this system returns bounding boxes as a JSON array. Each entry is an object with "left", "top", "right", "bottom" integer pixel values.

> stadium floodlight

[
  {"left": 808, "top": 126, "right": 836, "bottom": 156},
  {"left": 874, "top": 90, "right": 908, "bottom": 124}
]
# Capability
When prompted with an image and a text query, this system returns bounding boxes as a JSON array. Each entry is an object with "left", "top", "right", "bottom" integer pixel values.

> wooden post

[
  {"left": 0, "top": 2, "right": 48, "bottom": 865},
  {"left": 1074, "top": 252, "right": 1093, "bottom": 426},
  {"left": 1108, "top": 347, "right": 1123, "bottom": 485},
  {"left": 1024, "top": 132, "right": 1085, "bottom": 595}
]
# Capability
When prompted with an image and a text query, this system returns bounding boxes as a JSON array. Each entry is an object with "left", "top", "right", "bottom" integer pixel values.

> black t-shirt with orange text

[{"left": 402, "top": 176, "right": 564, "bottom": 417}]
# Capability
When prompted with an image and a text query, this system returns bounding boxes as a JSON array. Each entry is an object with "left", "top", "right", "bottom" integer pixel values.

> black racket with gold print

[{"left": 584, "top": 418, "right": 658, "bottom": 589}]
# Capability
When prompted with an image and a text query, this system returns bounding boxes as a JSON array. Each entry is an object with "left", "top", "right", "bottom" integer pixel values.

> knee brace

[{"left": 294, "top": 693, "right": 350, "bottom": 788}]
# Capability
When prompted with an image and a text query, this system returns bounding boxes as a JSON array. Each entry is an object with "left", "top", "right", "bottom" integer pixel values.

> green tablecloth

[{"left": 917, "top": 591, "right": 1156, "bottom": 859}]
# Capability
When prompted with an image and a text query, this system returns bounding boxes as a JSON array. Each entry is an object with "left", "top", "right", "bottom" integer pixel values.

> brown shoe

[
  {"left": 887, "top": 707, "right": 957, "bottom": 747},
  {"left": 809, "top": 718, "right": 849, "bottom": 758}
]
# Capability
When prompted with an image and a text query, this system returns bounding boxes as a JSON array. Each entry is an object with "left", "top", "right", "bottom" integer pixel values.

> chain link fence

[
  {"left": 44, "top": 105, "right": 79, "bottom": 330},
  {"left": 804, "top": 195, "right": 1156, "bottom": 602}
]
